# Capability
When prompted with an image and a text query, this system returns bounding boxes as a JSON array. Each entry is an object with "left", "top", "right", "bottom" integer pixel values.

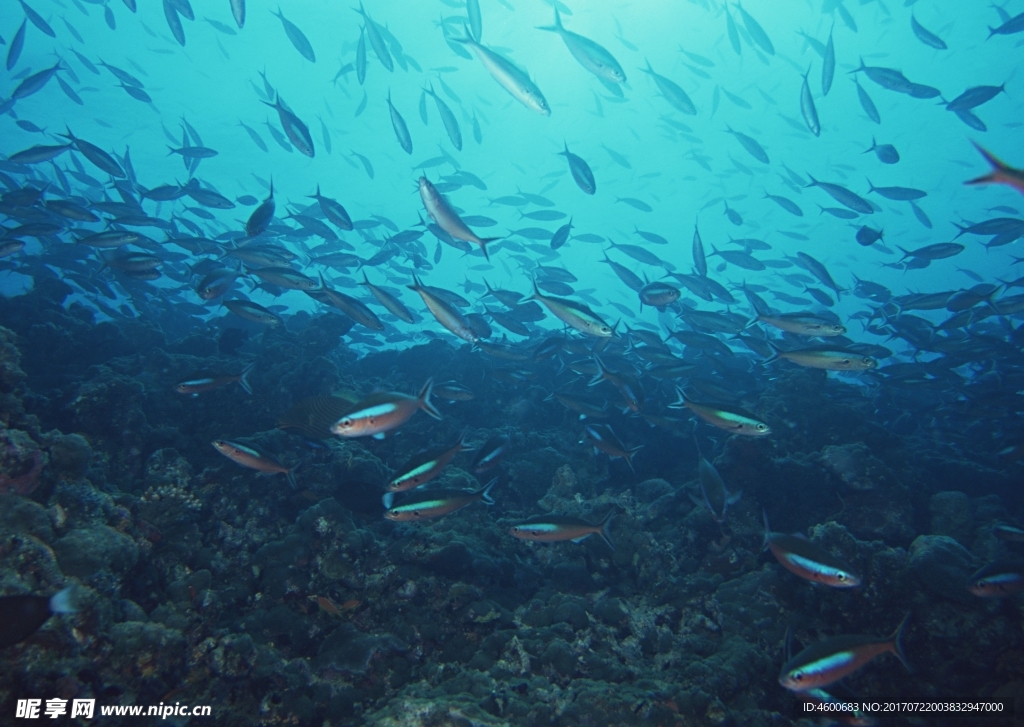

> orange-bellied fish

[
  {"left": 331, "top": 379, "right": 441, "bottom": 439},
  {"left": 386, "top": 433, "right": 474, "bottom": 493},
  {"left": 384, "top": 478, "right": 496, "bottom": 521},
  {"left": 530, "top": 279, "right": 614, "bottom": 338},
  {"left": 670, "top": 389, "right": 771, "bottom": 436},
  {"left": 418, "top": 177, "right": 499, "bottom": 259},
  {"left": 584, "top": 424, "right": 642, "bottom": 471},
  {"left": 968, "top": 561, "right": 1024, "bottom": 597},
  {"left": 509, "top": 510, "right": 616, "bottom": 550},
  {"left": 175, "top": 364, "right": 254, "bottom": 396},
  {"left": 763, "top": 512, "right": 861, "bottom": 588},
  {"left": 966, "top": 142, "right": 1024, "bottom": 196},
  {"left": 212, "top": 439, "right": 296, "bottom": 488},
  {"left": 409, "top": 275, "right": 480, "bottom": 343},
  {"left": 779, "top": 614, "right": 912, "bottom": 692}
]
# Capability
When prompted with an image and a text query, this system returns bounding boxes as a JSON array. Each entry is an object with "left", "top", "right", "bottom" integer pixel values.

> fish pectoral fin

[{"left": 373, "top": 432, "right": 386, "bottom": 440}]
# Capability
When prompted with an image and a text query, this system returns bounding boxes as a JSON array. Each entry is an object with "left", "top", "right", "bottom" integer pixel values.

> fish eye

[
  {"left": 412, "top": 510, "right": 420, "bottom": 517},
  {"left": 340, "top": 418, "right": 352, "bottom": 428},
  {"left": 793, "top": 672, "right": 803, "bottom": 682},
  {"left": 756, "top": 423, "right": 767, "bottom": 431},
  {"left": 837, "top": 573, "right": 846, "bottom": 581}
]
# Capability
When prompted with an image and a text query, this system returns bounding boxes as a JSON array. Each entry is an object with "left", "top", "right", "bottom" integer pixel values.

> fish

[
  {"left": 384, "top": 478, "right": 496, "bottom": 521},
  {"left": 262, "top": 95, "right": 315, "bottom": 157},
  {"left": 471, "top": 434, "right": 509, "bottom": 473},
  {"left": 559, "top": 142, "right": 596, "bottom": 195},
  {"left": 968, "top": 562, "right": 1024, "bottom": 597},
  {"left": 423, "top": 84, "right": 462, "bottom": 151},
  {"left": 725, "top": 125, "right": 769, "bottom": 164},
  {"left": 419, "top": 177, "right": 498, "bottom": 259},
  {"left": 763, "top": 512, "right": 861, "bottom": 587},
  {"left": 316, "top": 286, "right": 384, "bottom": 330},
  {"left": 354, "top": 2, "right": 393, "bottom": 72},
  {"left": 639, "top": 60, "right": 696, "bottom": 115},
  {"left": 694, "top": 440, "right": 740, "bottom": 524},
  {"left": 330, "top": 379, "right": 441, "bottom": 439},
  {"left": 212, "top": 439, "right": 297, "bottom": 488},
  {"left": 584, "top": 423, "right": 642, "bottom": 471},
  {"left": 670, "top": 390, "right": 771, "bottom": 436},
  {"left": 230, "top": 0, "right": 245, "bottom": 28},
  {"left": 529, "top": 279, "right": 614, "bottom": 338},
  {"left": 911, "top": 14, "right": 947, "bottom": 50},
  {"left": 734, "top": 1, "right": 773, "bottom": 55},
  {"left": 433, "top": 382, "right": 474, "bottom": 402},
  {"left": 779, "top": 614, "right": 912, "bottom": 691},
  {"left": 966, "top": 143, "right": 1024, "bottom": 195},
  {"left": 386, "top": 90, "right": 413, "bottom": 154},
  {"left": 386, "top": 433, "right": 473, "bottom": 492},
  {"left": 272, "top": 7, "right": 315, "bottom": 62},
  {"left": 454, "top": 34, "right": 550, "bottom": 115},
  {"left": 754, "top": 313, "right": 846, "bottom": 337},
  {"left": 510, "top": 510, "right": 616, "bottom": 550},
  {"left": 0, "top": 587, "right": 78, "bottom": 649},
  {"left": 821, "top": 27, "right": 835, "bottom": 96},
  {"left": 360, "top": 272, "right": 415, "bottom": 323},
  {"left": 537, "top": 7, "right": 625, "bottom": 84},
  {"left": 767, "top": 343, "right": 877, "bottom": 371},
  {"left": 800, "top": 66, "right": 820, "bottom": 137},
  {"left": 175, "top": 364, "right": 254, "bottom": 396}
]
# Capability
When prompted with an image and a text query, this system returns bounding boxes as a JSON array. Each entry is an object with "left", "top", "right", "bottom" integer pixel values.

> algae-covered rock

[
  {"left": 907, "top": 534, "right": 974, "bottom": 603},
  {"left": 0, "top": 493, "right": 54, "bottom": 542},
  {"left": 53, "top": 525, "right": 139, "bottom": 578}
]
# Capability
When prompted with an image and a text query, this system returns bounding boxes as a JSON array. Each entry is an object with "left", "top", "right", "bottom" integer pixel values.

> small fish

[
  {"left": 537, "top": 7, "right": 626, "bottom": 83},
  {"left": 694, "top": 440, "right": 740, "bottom": 524},
  {"left": 0, "top": 587, "right": 78, "bottom": 649},
  {"left": 471, "top": 434, "right": 510, "bottom": 473},
  {"left": 670, "top": 390, "right": 771, "bottom": 436},
  {"left": 755, "top": 313, "right": 845, "bottom": 337},
  {"left": 530, "top": 279, "right": 613, "bottom": 338},
  {"left": 419, "top": 177, "right": 498, "bottom": 259},
  {"left": 763, "top": 512, "right": 861, "bottom": 587},
  {"left": 559, "top": 142, "right": 596, "bottom": 195},
  {"left": 386, "top": 433, "right": 473, "bottom": 492},
  {"left": 175, "top": 364, "right": 254, "bottom": 396},
  {"left": 384, "top": 479, "right": 496, "bottom": 521},
  {"left": 779, "top": 614, "right": 912, "bottom": 691},
  {"left": 584, "top": 423, "right": 642, "bottom": 471},
  {"left": 968, "top": 562, "right": 1024, "bottom": 597},
  {"left": 993, "top": 524, "right": 1024, "bottom": 542},
  {"left": 766, "top": 344, "right": 877, "bottom": 371},
  {"left": 212, "top": 439, "right": 296, "bottom": 488},
  {"left": 331, "top": 379, "right": 441, "bottom": 439},
  {"left": 409, "top": 274, "right": 480, "bottom": 343},
  {"left": 510, "top": 510, "right": 616, "bottom": 550},
  {"left": 454, "top": 34, "right": 550, "bottom": 116},
  {"left": 433, "top": 382, "right": 475, "bottom": 402}
]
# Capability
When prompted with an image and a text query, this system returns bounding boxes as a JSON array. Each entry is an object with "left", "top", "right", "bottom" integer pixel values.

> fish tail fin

[
  {"left": 762, "top": 509, "right": 771, "bottom": 551},
  {"left": 864, "top": 136, "right": 876, "bottom": 153},
  {"left": 625, "top": 445, "right": 643, "bottom": 472},
  {"left": 890, "top": 612, "right": 913, "bottom": 673},
  {"left": 668, "top": 386, "right": 688, "bottom": 409},
  {"left": 966, "top": 142, "right": 1011, "bottom": 186},
  {"left": 849, "top": 56, "right": 866, "bottom": 75},
  {"left": 479, "top": 237, "right": 500, "bottom": 260},
  {"left": 286, "top": 465, "right": 298, "bottom": 490},
  {"left": 459, "top": 429, "right": 475, "bottom": 451},
  {"left": 536, "top": 5, "right": 561, "bottom": 31},
  {"left": 598, "top": 509, "right": 617, "bottom": 551},
  {"left": 419, "top": 378, "right": 442, "bottom": 420},
  {"left": 382, "top": 492, "right": 394, "bottom": 509},
  {"left": 764, "top": 340, "right": 781, "bottom": 364},
  {"left": 589, "top": 355, "right": 609, "bottom": 386},
  {"left": 239, "top": 362, "right": 254, "bottom": 394},
  {"left": 361, "top": 270, "right": 370, "bottom": 286},
  {"left": 478, "top": 477, "right": 498, "bottom": 505},
  {"left": 49, "top": 585, "right": 78, "bottom": 614}
]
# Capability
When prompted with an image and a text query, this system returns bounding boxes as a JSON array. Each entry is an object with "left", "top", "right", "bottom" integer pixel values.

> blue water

[{"left": 2, "top": 0, "right": 1024, "bottom": 725}]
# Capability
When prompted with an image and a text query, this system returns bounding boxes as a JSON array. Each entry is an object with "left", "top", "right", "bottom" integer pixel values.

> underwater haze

[{"left": 1, "top": 0, "right": 1024, "bottom": 725}]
